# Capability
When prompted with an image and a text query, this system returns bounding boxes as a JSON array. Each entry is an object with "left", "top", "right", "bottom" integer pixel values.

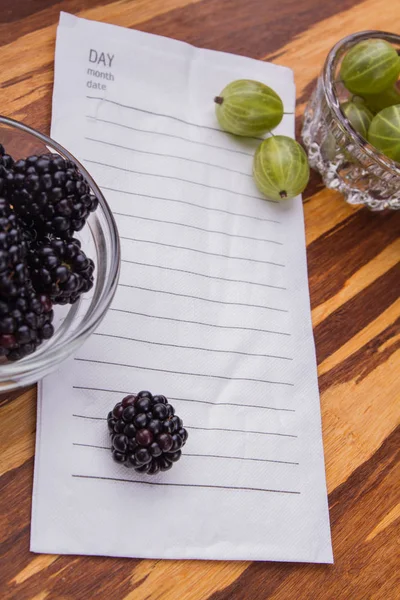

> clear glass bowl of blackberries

[{"left": 0, "top": 116, "right": 120, "bottom": 390}]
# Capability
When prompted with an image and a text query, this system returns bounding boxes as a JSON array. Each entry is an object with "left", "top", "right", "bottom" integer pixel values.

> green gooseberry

[
  {"left": 368, "top": 105, "right": 400, "bottom": 162},
  {"left": 320, "top": 131, "right": 337, "bottom": 161},
  {"left": 341, "top": 101, "right": 373, "bottom": 138},
  {"left": 339, "top": 39, "right": 400, "bottom": 95},
  {"left": 253, "top": 136, "right": 310, "bottom": 201},
  {"left": 214, "top": 79, "right": 284, "bottom": 137},
  {"left": 362, "top": 83, "right": 400, "bottom": 113}
]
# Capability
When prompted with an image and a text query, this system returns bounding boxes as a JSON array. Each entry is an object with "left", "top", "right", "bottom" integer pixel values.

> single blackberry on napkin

[
  {"left": 107, "top": 391, "right": 188, "bottom": 474},
  {"left": 11, "top": 153, "right": 98, "bottom": 239}
]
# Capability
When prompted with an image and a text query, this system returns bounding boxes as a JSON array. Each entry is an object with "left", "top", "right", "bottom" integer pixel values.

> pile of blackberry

[
  {"left": 12, "top": 153, "right": 98, "bottom": 239},
  {"left": 0, "top": 289, "right": 54, "bottom": 361},
  {"left": 0, "top": 142, "right": 97, "bottom": 361},
  {"left": 108, "top": 391, "right": 189, "bottom": 474},
  {"left": 28, "top": 238, "right": 95, "bottom": 305},
  {"left": 0, "top": 197, "right": 29, "bottom": 298}
]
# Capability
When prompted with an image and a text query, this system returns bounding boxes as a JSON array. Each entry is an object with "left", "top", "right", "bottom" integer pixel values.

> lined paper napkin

[{"left": 31, "top": 12, "right": 333, "bottom": 563}]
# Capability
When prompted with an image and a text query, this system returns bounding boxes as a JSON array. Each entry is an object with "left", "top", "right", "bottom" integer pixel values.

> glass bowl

[
  {"left": 0, "top": 116, "right": 120, "bottom": 391},
  {"left": 302, "top": 30, "right": 400, "bottom": 211}
]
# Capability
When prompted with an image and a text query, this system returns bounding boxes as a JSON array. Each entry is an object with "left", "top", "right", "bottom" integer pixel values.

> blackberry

[
  {"left": 0, "top": 197, "right": 29, "bottom": 297},
  {"left": 0, "top": 286, "right": 54, "bottom": 361},
  {"left": 28, "top": 237, "right": 95, "bottom": 304},
  {"left": 11, "top": 153, "right": 98, "bottom": 239},
  {"left": 107, "top": 391, "right": 188, "bottom": 474},
  {"left": 0, "top": 144, "right": 15, "bottom": 197}
]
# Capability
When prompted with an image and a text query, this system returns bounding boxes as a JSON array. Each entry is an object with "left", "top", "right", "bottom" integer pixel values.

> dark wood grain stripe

[
  {"left": 208, "top": 425, "right": 400, "bottom": 600},
  {"left": 0, "top": 461, "right": 35, "bottom": 599},
  {"left": 0, "top": 386, "right": 34, "bottom": 409},
  {"left": 0, "top": 460, "right": 33, "bottom": 548},
  {"left": 9, "top": 92, "right": 53, "bottom": 134},
  {"left": 0, "top": 0, "right": 63, "bottom": 23},
  {"left": 319, "top": 317, "right": 400, "bottom": 392},
  {"left": 308, "top": 210, "right": 400, "bottom": 309},
  {"left": 301, "top": 165, "right": 325, "bottom": 201},
  {"left": 0, "top": 0, "right": 111, "bottom": 46},
  {"left": 329, "top": 425, "right": 399, "bottom": 519},
  {"left": 314, "top": 264, "right": 399, "bottom": 364},
  {"left": 138, "top": 0, "right": 366, "bottom": 59},
  {"left": 1, "top": 64, "right": 52, "bottom": 89}
]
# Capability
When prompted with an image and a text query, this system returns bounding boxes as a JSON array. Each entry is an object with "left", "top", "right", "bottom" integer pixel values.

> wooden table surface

[{"left": 1, "top": 0, "right": 399, "bottom": 598}]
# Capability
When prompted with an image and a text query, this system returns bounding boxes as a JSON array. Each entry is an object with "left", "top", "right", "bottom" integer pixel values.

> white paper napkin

[{"left": 31, "top": 12, "right": 333, "bottom": 563}]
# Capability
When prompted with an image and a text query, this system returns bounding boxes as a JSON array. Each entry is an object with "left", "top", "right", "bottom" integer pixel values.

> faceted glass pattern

[{"left": 302, "top": 31, "right": 400, "bottom": 211}]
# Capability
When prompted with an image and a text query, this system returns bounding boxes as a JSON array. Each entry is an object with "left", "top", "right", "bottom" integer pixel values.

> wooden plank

[{"left": 0, "top": 0, "right": 399, "bottom": 598}]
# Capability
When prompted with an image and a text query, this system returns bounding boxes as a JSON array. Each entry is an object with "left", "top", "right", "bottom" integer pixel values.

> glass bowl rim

[
  {"left": 0, "top": 115, "right": 120, "bottom": 378},
  {"left": 323, "top": 29, "right": 400, "bottom": 177}
]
